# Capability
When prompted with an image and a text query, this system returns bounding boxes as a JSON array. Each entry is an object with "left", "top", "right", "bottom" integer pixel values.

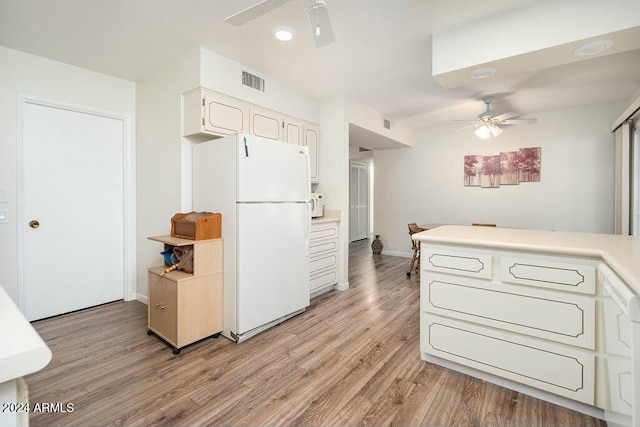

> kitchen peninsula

[{"left": 413, "top": 225, "right": 640, "bottom": 426}]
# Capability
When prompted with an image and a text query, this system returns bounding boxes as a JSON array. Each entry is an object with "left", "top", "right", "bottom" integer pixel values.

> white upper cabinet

[
  {"left": 304, "top": 122, "right": 319, "bottom": 184},
  {"left": 249, "top": 106, "right": 282, "bottom": 141},
  {"left": 284, "top": 117, "right": 303, "bottom": 145},
  {"left": 183, "top": 87, "right": 321, "bottom": 183},
  {"left": 183, "top": 88, "right": 249, "bottom": 137}
]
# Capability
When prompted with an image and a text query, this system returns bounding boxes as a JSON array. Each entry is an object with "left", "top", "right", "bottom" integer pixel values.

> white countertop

[
  {"left": 0, "top": 285, "right": 52, "bottom": 384},
  {"left": 413, "top": 225, "right": 640, "bottom": 294},
  {"left": 312, "top": 209, "right": 341, "bottom": 224}
]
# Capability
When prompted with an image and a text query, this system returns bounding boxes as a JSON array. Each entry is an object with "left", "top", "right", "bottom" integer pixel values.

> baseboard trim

[
  {"left": 136, "top": 293, "right": 148, "bottom": 305},
  {"left": 335, "top": 281, "right": 349, "bottom": 291},
  {"left": 381, "top": 250, "right": 412, "bottom": 258}
]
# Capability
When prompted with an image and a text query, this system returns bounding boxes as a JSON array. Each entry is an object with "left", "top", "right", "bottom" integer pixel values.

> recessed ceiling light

[
  {"left": 573, "top": 39, "right": 614, "bottom": 57},
  {"left": 273, "top": 26, "right": 295, "bottom": 42},
  {"left": 468, "top": 67, "right": 497, "bottom": 80}
]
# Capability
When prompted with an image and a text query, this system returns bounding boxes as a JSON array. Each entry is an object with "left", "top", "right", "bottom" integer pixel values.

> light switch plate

[
  {"left": 0, "top": 209, "right": 8, "bottom": 224},
  {"left": 0, "top": 187, "right": 7, "bottom": 203}
]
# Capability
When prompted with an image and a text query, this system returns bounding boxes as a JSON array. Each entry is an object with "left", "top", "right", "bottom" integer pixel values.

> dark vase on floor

[{"left": 371, "top": 235, "right": 383, "bottom": 255}]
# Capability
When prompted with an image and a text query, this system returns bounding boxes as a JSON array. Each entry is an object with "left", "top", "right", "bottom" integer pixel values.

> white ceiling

[{"left": 1, "top": 0, "right": 639, "bottom": 147}]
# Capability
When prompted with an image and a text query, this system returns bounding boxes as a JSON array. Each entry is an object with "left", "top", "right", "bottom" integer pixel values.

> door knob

[{"left": 29, "top": 220, "right": 40, "bottom": 229}]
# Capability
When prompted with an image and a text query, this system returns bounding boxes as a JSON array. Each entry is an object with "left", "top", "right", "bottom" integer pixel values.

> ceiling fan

[
  {"left": 225, "top": 0, "right": 335, "bottom": 47},
  {"left": 453, "top": 96, "right": 537, "bottom": 139}
]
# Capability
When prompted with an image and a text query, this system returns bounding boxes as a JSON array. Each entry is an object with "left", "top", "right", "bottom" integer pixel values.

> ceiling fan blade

[
  {"left": 493, "top": 112, "right": 519, "bottom": 121},
  {"left": 452, "top": 120, "right": 478, "bottom": 123},
  {"left": 449, "top": 124, "right": 477, "bottom": 132},
  {"left": 225, "top": 0, "right": 290, "bottom": 26},
  {"left": 502, "top": 118, "right": 538, "bottom": 124},
  {"left": 308, "top": 1, "right": 334, "bottom": 47}
]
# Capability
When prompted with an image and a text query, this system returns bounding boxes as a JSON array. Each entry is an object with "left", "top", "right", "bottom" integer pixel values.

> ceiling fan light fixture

[
  {"left": 475, "top": 123, "right": 502, "bottom": 139},
  {"left": 468, "top": 67, "right": 496, "bottom": 80},
  {"left": 489, "top": 124, "right": 503, "bottom": 137},
  {"left": 273, "top": 26, "right": 295, "bottom": 41},
  {"left": 475, "top": 125, "right": 491, "bottom": 139},
  {"left": 573, "top": 39, "right": 614, "bottom": 57}
]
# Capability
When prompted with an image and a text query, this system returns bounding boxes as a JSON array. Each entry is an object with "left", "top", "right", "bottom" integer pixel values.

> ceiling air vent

[
  {"left": 383, "top": 118, "right": 391, "bottom": 129},
  {"left": 242, "top": 71, "right": 265, "bottom": 92}
]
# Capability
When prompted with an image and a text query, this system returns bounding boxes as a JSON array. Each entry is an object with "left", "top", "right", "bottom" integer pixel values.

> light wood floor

[{"left": 27, "top": 239, "right": 607, "bottom": 426}]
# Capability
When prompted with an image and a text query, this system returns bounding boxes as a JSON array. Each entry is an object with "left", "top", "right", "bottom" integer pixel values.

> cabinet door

[
  {"left": 304, "top": 123, "right": 319, "bottom": 183},
  {"left": 148, "top": 272, "right": 178, "bottom": 346},
  {"left": 203, "top": 90, "right": 249, "bottom": 135},
  {"left": 250, "top": 106, "right": 282, "bottom": 141},
  {"left": 284, "top": 117, "right": 303, "bottom": 145}
]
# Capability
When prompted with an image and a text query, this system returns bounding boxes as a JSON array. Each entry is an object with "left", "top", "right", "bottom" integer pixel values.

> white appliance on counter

[
  {"left": 310, "top": 193, "right": 323, "bottom": 218},
  {"left": 193, "top": 134, "right": 311, "bottom": 343}
]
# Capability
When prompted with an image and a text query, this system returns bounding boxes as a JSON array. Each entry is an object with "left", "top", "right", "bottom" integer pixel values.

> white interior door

[
  {"left": 350, "top": 162, "right": 369, "bottom": 242},
  {"left": 21, "top": 100, "right": 125, "bottom": 321}
]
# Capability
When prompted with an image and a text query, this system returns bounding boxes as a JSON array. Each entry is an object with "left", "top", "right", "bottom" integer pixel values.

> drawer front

[
  {"left": 423, "top": 247, "right": 492, "bottom": 279},
  {"left": 309, "top": 238, "right": 338, "bottom": 257},
  {"left": 421, "top": 315, "right": 595, "bottom": 405},
  {"left": 311, "top": 222, "right": 338, "bottom": 242},
  {"left": 310, "top": 253, "right": 338, "bottom": 276},
  {"left": 148, "top": 272, "right": 178, "bottom": 345},
  {"left": 422, "top": 274, "right": 595, "bottom": 349},
  {"left": 310, "top": 269, "right": 337, "bottom": 292},
  {"left": 501, "top": 256, "right": 595, "bottom": 295}
]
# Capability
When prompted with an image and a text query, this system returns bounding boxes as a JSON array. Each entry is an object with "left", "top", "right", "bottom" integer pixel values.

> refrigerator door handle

[{"left": 305, "top": 201, "right": 310, "bottom": 258}]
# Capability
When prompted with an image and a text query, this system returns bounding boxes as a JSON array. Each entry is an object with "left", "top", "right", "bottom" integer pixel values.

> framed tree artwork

[
  {"left": 464, "top": 154, "right": 482, "bottom": 186},
  {"left": 481, "top": 155, "right": 500, "bottom": 188},
  {"left": 464, "top": 147, "right": 541, "bottom": 189},
  {"left": 500, "top": 151, "right": 520, "bottom": 185},
  {"left": 519, "top": 147, "right": 541, "bottom": 182}
]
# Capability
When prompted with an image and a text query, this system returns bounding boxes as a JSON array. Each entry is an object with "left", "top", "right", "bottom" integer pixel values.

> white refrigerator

[{"left": 193, "top": 134, "right": 311, "bottom": 342}]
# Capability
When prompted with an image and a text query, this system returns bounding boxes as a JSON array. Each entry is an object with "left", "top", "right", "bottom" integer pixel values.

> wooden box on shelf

[
  {"left": 147, "top": 235, "right": 223, "bottom": 354},
  {"left": 171, "top": 212, "right": 221, "bottom": 240}
]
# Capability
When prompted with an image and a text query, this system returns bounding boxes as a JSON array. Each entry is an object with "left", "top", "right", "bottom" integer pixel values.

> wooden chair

[{"left": 406, "top": 223, "right": 427, "bottom": 279}]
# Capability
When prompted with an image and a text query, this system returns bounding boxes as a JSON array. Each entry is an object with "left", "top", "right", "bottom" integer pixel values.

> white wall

[
  {"left": 136, "top": 47, "right": 326, "bottom": 299},
  {"left": 374, "top": 101, "right": 622, "bottom": 257},
  {"left": 0, "top": 46, "right": 136, "bottom": 303},
  {"left": 346, "top": 98, "right": 415, "bottom": 147},
  {"left": 317, "top": 97, "right": 350, "bottom": 287},
  {"left": 135, "top": 49, "right": 201, "bottom": 299}
]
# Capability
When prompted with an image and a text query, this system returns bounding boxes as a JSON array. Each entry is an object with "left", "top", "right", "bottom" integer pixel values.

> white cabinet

[
  {"left": 284, "top": 117, "right": 303, "bottom": 145},
  {"left": 249, "top": 105, "right": 282, "bottom": 141},
  {"left": 304, "top": 122, "right": 319, "bottom": 183},
  {"left": 183, "top": 88, "right": 249, "bottom": 137},
  {"left": 183, "top": 87, "right": 321, "bottom": 183},
  {"left": 420, "top": 245, "right": 601, "bottom": 407},
  {"left": 309, "top": 221, "right": 339, "bottom": 295}
]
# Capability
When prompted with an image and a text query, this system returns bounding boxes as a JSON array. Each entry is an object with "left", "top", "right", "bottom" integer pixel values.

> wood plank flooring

[{"left": 26, "top": 239, "right": 607, "bottom": 426}]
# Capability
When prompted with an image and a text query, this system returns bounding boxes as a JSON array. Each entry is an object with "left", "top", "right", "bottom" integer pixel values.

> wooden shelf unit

[{"left": 147, "top": 236, "right": 223, "bottom": 354}]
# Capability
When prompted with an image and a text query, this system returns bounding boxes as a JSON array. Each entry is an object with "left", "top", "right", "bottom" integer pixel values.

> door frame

[
  {"left": 16, "top": 94, "right": 136, "bottom": 312},
  {"left": 349, "top": 160, "right": 370, "bottom": 242}
]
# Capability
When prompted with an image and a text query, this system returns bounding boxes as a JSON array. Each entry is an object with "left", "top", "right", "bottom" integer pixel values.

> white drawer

[
  {"left": 311, "top": 222, "right": 338, "bottom": 242},
  {"left": 309, "top": 238, "right": 337, "bottom": 257},
  {"left": 310, "top": 253, "right": 337, "bottom": 276},
  {"left": 501, "top": 256, "right": 596, "bottom": 295},
  {"left": 422, "top": 274, "right": 596, "bottom": 350},
  {"left": 310, "top": 269, "right": 337, "bottom": 292},
  {"left": 423, "top": 247, "right": 492, "bottom": 280},
  {"left": 421, "top": 315, "right": 595, "bottom": 405}
]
